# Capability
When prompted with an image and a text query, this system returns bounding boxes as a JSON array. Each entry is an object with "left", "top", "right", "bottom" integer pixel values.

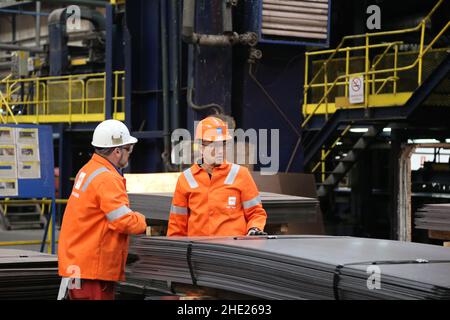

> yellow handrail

[
  {"left": 303, "top": 0, "right": 448, "bottom": 177},
  {"left": 302, "top": 1, "right": 448, "bottom": 128},
  {"left": 0, "top": 71, "right": 126, "bottom": 123},
  {"left": 0, "top": 74, "right": 12, "bottom": 83},
  {"left": 301, "top": 15, "right": 450, "bottom": 128},
  {"left": 311, "top": 123, "right": 353, "bottom": 173},
  {"left": 0, "top": 90, "right": 18, "bottom": 124},
  {"left": 0, "top": 199, "right": 68, "bottom": 205}
]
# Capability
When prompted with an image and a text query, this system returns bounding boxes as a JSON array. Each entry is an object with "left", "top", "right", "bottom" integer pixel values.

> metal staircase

[
  {"left": 316, "top": 124, "right": 385, "bottom": 197},
  {"left": 301, "top": 0, "right": 450, "bottom": 197},
  {"left": 0, "top": 203, "right": 46, "bottom": 230}
]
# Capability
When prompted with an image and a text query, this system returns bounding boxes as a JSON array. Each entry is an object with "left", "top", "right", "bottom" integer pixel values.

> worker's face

[
  {"left": 201, "top": 140, "right": 227, "bottom": 166},
  {"left": 115, "top": 144, "right": 134, "bottom": 169}
]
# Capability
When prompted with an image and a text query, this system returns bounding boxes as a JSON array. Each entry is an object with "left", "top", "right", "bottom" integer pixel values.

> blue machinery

[
  {"left": 1, "top": 0, "right": 333, "bottom": 199},
  {"left": 1, "top": 0, "right": 449, "bottom": 241}
]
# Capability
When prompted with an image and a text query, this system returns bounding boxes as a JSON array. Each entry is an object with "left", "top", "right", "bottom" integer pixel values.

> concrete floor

[{"left": 0, "top": 226, "right": 59, "bottom": 253}]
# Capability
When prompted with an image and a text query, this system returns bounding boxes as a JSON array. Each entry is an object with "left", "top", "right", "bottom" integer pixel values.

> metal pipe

[
  {"left": 182, "top": 0, "right": 254, "bottom": 47},
  {"left": 182, "top": 0, "right": 195, "bottom": 42},
  {"left": 191, "top": 33, "right": 240, "bottom": 46},
  {"left": 36, "top": 1, "right": 41, "bottom": 47},
  {"left": 222, "top": 0, "right": 233, "bottom": 34},
  {"left": 37, "top": 0, "right": 109, "bottom": 7},
  {"left": 169, "top": 0, "right": 180, "bottom": 133},
  {"left": 0, "top": 43, "right": 44, "bottom": 52},
  {"left": 0, "top": 8, "right": 49, "bottom": 16},
  {"left": 160, "top": 0, "right": 171, "bottom": 171}
]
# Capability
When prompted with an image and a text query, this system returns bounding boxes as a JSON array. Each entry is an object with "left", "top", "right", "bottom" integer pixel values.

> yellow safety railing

[
  {"left": 0, "top": 198, "right": 68, "bottom": 253},
  {"left": 303, "top": 0, "right": 449, "bottom": 178},
  {"left": 0, "top": 74, "right": 18, "bottom": 124},
  {"left": 0, "top": 71, "right": 126, "bottom": 124},
  {"left": 311, "top": 123, "right": 353, "bottom": 177},
  {"left": 302, "top": 0, "right": 449, "bottom": 126}
]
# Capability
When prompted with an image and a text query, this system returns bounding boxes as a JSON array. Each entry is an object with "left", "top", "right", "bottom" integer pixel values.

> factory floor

[{"left": 0, "top": 226, "right": 59, "bottom": 253}]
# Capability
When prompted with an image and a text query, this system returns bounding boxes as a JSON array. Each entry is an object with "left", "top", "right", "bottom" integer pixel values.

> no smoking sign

[{"left": 349, "top": 76, "right": 364, "bottom": 104}]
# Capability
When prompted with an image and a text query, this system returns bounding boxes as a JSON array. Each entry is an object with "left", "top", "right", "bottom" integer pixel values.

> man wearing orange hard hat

[{"left": 167, "top": 116, "right": 267, "bottom": 237}]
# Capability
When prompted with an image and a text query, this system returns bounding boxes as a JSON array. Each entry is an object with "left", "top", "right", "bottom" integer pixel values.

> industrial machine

[{"left": 0, "top": 0, "right": 448, "bottom": 244}]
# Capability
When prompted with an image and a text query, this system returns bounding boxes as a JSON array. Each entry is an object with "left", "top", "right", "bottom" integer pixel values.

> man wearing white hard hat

[{"left": 57, "top": 120, "right": 148, "bottom": 300}]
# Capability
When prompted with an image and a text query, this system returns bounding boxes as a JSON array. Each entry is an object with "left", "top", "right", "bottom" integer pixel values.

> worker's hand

[{"left": 247, "top": 227, "right": 268, "bottom": 236}]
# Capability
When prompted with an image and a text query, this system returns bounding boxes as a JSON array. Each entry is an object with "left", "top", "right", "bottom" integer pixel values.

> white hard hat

[{"left": 92, "top": 119, "right": 138, "bottom": 148}]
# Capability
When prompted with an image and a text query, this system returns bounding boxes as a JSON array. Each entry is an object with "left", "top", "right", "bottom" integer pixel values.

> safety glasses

[
  {"left": 120, "top": 144, "right": 134, "bottom": 154},
  {"left": 201, "top": 141, "right": 226, "bottom": 148}
]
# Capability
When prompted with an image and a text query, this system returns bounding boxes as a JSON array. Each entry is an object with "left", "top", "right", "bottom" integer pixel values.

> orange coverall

[
  {"left": 58, "top": 153, "right": 147, "bottom": 282},
  {"left": 167, "top": 162, "right": 267, "bottom": 236}
]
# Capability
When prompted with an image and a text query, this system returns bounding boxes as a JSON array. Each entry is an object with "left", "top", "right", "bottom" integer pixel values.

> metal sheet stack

[
  {"left": 129, "top": 236, "right": 450, "bottom": 300},
  {"left": 0, "top": 249, "right": 59, "bottom": 300},
  {"left": 415, "top": 204, "right": 450, "bottom": 231},
  {"left": 261, "top": 0, "right": 329, "bottom": 40},
  {"left": 128, "top": 192, "right": 319, "bottom": 225}
]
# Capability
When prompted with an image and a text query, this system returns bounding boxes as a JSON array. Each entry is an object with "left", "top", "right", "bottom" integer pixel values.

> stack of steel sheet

[
  {"left": 0, "top": 249, "right": 59, "bottom": 300},
  {"left": 129, "top": 236, "right": 450, "bottom": 300},
  {"left": 415, "top": 204, "right": 450, "bottom": 231},
  {"left": 128, "top": 192, "right": 319, "bottom": 225}
]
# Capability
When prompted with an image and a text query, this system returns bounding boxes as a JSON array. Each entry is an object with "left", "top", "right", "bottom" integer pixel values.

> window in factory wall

[
  {"left": 409, "top": 143, "right": 450, "bottom": 196},
  {"left": 410, "top": 146, "right": 450, "bottom": 171}
]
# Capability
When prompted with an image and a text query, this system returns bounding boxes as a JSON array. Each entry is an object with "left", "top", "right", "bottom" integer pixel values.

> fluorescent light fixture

[
  {"left": 446, "top": 139, "right": 450, "bottom": 143},
  {"left": 410, "top": 139, "right": 440, "bottom": 144},
  {"left": 383, "top": 127, "right": 392, "bottom": 133},
  {"left": 350, "top": 128, "right": 368, "bottom": 133},
  {"left": 336, "top": 141, "right": 343, "bottom": 146}
]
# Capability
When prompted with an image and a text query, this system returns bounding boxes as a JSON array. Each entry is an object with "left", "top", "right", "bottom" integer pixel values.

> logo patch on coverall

[{"left": 227, "top": 196, "right": 236, "bottom": 209}]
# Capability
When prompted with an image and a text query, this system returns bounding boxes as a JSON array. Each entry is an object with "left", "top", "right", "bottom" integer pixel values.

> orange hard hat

[{"left": 195, "top": 116, "right": 232, "bottom": 142}]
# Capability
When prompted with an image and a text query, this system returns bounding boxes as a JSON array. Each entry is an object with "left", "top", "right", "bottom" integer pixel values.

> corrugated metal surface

[{"left": 261, "top": 0, "right": 329, "bottom": 40}]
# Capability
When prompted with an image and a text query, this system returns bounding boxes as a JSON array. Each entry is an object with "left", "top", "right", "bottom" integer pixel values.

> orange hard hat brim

[{"left": 201, "top": 134, "right": 232, "bottom": 142}]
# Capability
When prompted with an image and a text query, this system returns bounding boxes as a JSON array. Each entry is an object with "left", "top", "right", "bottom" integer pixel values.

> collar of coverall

[
  {"left": 91, "top": 153, "right": 125, "bottom": 178},
  {"left": 192, "top": 161, "right": 230, "bottom": 175}
]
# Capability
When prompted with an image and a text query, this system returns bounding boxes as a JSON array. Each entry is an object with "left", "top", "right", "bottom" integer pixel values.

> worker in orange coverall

[
  {"left": 58, "top": 120, "right": 147, "bottom": 300},
  {"left": 167, "top": 116, "right": 268, "bottom": 237}
]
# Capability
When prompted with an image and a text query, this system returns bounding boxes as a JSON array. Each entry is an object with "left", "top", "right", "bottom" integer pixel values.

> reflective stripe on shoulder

[
  {"left": 170, "top": 205, "right": 188, "bottom": 215},
  {"left": 106, "top": 205, "right": 132, "bottom": 222},
  {"left": 242, "top": 194, "right": 261, "bottom": 209},
  {"left": 224, "top": 164, "right": 240, "bottom": 185},
  {"left": 183, "top": 168, "right": 199, "bottom": 189},
  {"left": 81, "top": 167, "right": 109, "bottom": 192}
]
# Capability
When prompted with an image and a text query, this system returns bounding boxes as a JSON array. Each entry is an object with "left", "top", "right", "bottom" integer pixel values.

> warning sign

[{"left": 349, "top": 76, "right": 364, "bottom": 104}]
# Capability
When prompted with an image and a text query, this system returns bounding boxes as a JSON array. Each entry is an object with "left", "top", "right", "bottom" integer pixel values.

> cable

[
  {"left": 286, "top": 135, "right": 302, "bottom": 173},
  {"left": 248, "top": 63, "right": 301, "bottom": 138}
]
